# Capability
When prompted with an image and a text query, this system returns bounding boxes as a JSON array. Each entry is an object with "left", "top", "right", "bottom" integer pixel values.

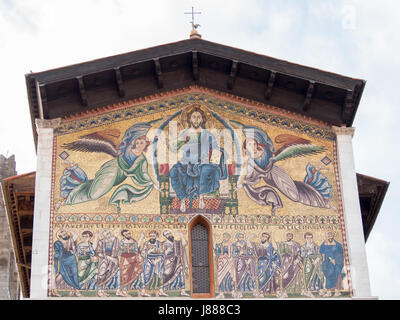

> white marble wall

[
  {"left": 333, "top": 126, "right": 373, "bottom": 298},
  {"left": 30, "top": 119, "right": 59, "bottom": 299}
]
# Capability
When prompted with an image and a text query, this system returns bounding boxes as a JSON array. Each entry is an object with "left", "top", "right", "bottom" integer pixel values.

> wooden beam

[
  {"left": 227, "top": 60, "right": 238, "bottom": 90},
  {"left": 114, "top": 67, "right": 125, "bottom": 97},
  {"left": 192, "top": 50, "right": 199, "bottom": 81},
  {"left": 21, "top": 228, "right": 33, "bottom": 235},
  {"left": 38, "top": 83, "right": 49, "bottom": 118},
  {"left": 17, "top": 210, "right": 34, "bottom": 216},
  {"left": 264, "top": 70, "right": 276, "bottom": 100},
  {"left": 15, "top": 192, "right": 34, "bottom": 197},
  {"left": 342, "top": 89, "right": 354, "bottom": 122},
  {"left": 76, "top": 76, "right": 88, "bottom": 107},
  {"left": 153, "top": 58, "right": 164, "bottom": 88},
  {"left": 303, "top": 80, "right": 315, "bottom": 111},
  {"left": 2, "top": 182, "right": 31, "bottom": 298},
  {"left": 17, "top": 262, "right": 31, "bottom": 269}
]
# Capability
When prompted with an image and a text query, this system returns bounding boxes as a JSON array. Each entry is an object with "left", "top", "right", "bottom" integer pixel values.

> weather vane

[{"left": 184, "top": 6, "right": 201, "bottom": 32}]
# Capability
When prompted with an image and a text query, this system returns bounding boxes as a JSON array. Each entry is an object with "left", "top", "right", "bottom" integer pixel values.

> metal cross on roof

[{"left": 184, "top": 6, "right": 201, "bottom": 30}]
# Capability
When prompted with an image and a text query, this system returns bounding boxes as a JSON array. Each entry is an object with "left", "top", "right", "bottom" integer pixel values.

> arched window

[{"left": 189, "top": 216, "right": 214, "bottom": 297}]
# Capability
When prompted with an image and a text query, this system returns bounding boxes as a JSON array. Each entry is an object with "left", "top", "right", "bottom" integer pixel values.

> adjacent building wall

[{"left": 0, "top": 155, "right": 19, "bottom": 300}]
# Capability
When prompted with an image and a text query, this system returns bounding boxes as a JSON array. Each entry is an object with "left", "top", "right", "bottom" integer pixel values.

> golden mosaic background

[{"left": 49, "top": 91, "right": 350, "bottom": 297}]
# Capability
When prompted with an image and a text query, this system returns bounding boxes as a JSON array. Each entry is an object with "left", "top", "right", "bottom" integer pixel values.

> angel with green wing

[
  {"left": 56, "top": 121, "right": 161, "bottom": 213},
  {"left": 234, "top": 124, "right": 333, "bottom": 215}
]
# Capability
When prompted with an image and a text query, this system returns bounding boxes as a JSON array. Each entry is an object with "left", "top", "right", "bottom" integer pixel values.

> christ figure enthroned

[{"left": 169, "top": 107, "right": 227, "bottom": 212}]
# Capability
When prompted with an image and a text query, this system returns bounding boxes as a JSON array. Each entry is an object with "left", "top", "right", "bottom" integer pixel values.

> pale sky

[{"left": 0, "top": 0, "right": 398, "bottom": 299}]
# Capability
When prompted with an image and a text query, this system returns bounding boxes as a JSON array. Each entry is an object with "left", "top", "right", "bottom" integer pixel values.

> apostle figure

[
  {"left": 214, "top": 233, "right": 235, "bottom": 298},
  {"left": 52, "top": 229, "right": 82, "bottom": 297},
  {"left": 319, "top": 232, "right": 345, "bottom": 297},
  {"left": 169, "top": 106, "right": 227, "bottom": 212},
  {"left": 116, "top": 230, "right": 144, "bottom": 297},
  {"left": 277, "top": 233, "right": 305, "bottom": 298},
  {"left": 300, "top": 232, "right": 324, "bottom": 297},
  {"left": 251, "top": 232, "right": 282, "bottom": 298},
  {"left": 232, "top": 233, "right": 256, "bottom": 298},
  {"left": 77, "top": 230, "right": 99, "bottom": 290},
  {"left": 160, "top": 230, "right": 189, "bottom": 296},
  {"left": 96, "top": 230, "right": 120, "bottom": 297},
  {"left": 133, "top": 230, "right": 167, "bottom": 297}
]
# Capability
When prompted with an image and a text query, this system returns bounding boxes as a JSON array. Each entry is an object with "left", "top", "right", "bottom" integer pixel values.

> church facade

[{"left": 20, "top": 36, "right": 378, "bottom": 299}]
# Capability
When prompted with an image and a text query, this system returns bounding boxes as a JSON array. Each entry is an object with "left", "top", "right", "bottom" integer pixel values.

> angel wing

[
  {"left": 61, "top": 128, "right": 121, "bottom": 158},
  {"left": 62, "top": 119, "right": 163, "bottom": 158},
  {"left": 272, "top": 134, "right": 325, "bottom": 162}
]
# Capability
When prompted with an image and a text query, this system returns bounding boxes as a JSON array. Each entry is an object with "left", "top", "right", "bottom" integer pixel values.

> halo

[
  {"left": 56, "top": 228, "right": 71, "bottom": 240},
  {"left": 148, "top": 230, "right": 159, "bottom": 237},
  {"left": 179, "top": 104, "right": 215, "bottom": 130}
]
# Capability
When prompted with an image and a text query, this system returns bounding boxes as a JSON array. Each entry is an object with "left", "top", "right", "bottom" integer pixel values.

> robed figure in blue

[
  {"left": 52, "top": 229, "right": 82, "bottom": 297},
  {"left": 170, "top": 107, "right": 227, "bottom": 212},
  {"left": 132, "top": 230, "right": 168, "bottom": 297},
  {"left": 251, "top": 232, "right": 282, "bottom": 297},
  {"left": 319, "top": 232, "right": 345, "bottom": 297},
  {"left": 214, "top": 233, "right": 235, "bottom": 298},
  {"left": 232, "top": 233, "right": 256, "bottom": 297}
]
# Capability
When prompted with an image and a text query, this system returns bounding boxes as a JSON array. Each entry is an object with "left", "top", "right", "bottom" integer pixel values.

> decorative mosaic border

[
  {"left": 333, "top": 140, "right": 353, "bottom": 297},
  {"left": 47, "top": 135, "right": 57, "bottom": 296},
  {"left": 54, "top": 87, "right": 335, "bottom": 141},
  {"left": 52, "top": 213, "right": 342, "bottom": 226},
  {"left": 53, "top": 214, "right": 188, "bottom": 225}
]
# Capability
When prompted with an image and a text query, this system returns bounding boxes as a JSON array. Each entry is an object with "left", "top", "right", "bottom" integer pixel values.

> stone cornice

[
  {"left": 332, "top": 126, "right": 355, "bottom": 138},
  {"left": 35, "top": 118, "right": 62, "bottom": 130}
]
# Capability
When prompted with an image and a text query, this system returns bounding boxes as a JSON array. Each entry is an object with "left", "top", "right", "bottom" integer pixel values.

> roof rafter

[
  {"left": 303, "top": 80, "right": 315, "bottom": 111},
  {"left": 264, "top": 70, "right": 276, "bottom": 100},
  {"left": 227, "top": 60, "right": 238, "bottom": 90},
  {"left": 76, "top": 76, "right": 88, "bottom": 107},
  {"left": 153, "top": 58, "right": 164, "bottom": 88},
  {"left": 114, "top": 66, "right": 125, "bottom": 97}
]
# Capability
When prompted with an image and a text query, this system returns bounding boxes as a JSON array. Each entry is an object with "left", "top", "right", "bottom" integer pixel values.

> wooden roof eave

[
  {"left": 28, "top": 38, "right": 364, "bottom": 88},
  {"left": 1, "top": 182, "right": 29, "bottom": 298},
  {"left": 356, "top": 173, "right": 390, "bottom": 241},
  {"left": 26, "top": 38, "right": 366, "bottom": 151},
  {"left": 0, "top": 173, "right": 35, "bottom": 298}
]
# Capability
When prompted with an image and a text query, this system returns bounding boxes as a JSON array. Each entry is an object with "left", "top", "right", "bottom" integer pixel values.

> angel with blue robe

[
  {"left": 234, "top": 124, "right": 333, "bottom": 215},
  {"left": 56, "top": 121, "right": 161, "bottom": 213}
]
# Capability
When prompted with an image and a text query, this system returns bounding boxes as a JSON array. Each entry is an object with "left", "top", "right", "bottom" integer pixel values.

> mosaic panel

[{"left": 48, "top": 91, "right": 350, "bottom": 298}]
